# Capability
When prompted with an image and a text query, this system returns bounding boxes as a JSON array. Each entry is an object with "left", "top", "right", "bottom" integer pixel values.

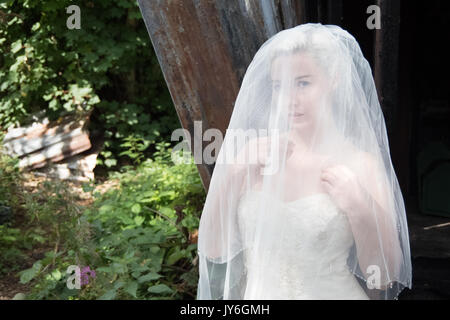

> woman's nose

[
  {"left": 278, "top": 84, "right": 301, "bottom": 111},
  {"left": 287, "top": 91, "right": 300, "bottom": 110},
  {"left": 289, "top": 95, "right": 298, "bottom": 109}
]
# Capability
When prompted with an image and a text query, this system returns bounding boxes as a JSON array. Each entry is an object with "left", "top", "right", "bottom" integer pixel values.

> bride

[{"left": 196, "top": 23, "right": 412, "bottom": 300}]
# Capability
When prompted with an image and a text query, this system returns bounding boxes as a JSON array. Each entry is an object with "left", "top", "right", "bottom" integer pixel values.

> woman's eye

[
  {"left": 272, "top": 84, "right": 281, "bottom": 91},
  {"left": 297, "top": 81, "right": 310, "bottom": 88}
]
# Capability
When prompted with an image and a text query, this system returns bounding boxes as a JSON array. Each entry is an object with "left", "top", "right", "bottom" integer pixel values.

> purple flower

[{"left": 80, "top": 266, "right": 96, "bottom": 286}]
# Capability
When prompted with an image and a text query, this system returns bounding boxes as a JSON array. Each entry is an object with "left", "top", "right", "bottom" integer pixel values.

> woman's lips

[{"left": 289, "top": 112, "right": 304, "bottom": 118}]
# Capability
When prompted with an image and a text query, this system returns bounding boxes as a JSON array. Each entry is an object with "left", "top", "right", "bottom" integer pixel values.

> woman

[{"left": 196, "top": 23, "right": 412, "bottom": 300}]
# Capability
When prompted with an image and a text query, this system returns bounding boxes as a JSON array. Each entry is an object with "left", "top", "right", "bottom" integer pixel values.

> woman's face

[{"left": 270, "top": 52, "right": 332, "bottom": 133}]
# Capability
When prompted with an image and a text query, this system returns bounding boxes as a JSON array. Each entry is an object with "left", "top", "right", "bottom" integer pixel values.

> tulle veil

[{"left": 196, "top": 23, "right": 412, "bottom": 300}]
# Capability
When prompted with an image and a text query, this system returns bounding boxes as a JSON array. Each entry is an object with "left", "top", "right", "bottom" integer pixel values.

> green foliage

[
  {"left": 0, "top": 147, "right": 29, "bottom": 276},
  {"left": 0, "top": 224, "right": 29, "bottom": 276},
  {"left": 96, "top": 101, "right": 177, "bottom": 168},
  {"left": 80, "top": 144, "right": 204, "bottom": 299},
  {"left": 0, "top": 1, "right": 202, "bottom": 299},
  {"left": 6, "top": 176, "right": 95, "bottom": 299},
  {"left": 16, "top": 145, "right": 205, "bottom": 300},
  {"left": 0, "top": 0, "right": 179, "bottom": 168},
  {"left": 0, "top": 143, "right": 93, "bottom": 296},
  {"left": 0, "top": 142, "right": 21, "bottom": 207}
]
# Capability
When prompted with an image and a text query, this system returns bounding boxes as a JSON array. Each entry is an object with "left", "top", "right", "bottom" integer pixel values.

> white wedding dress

[{"left": 237, "top": 190, "right": 370, "bottom": 300}]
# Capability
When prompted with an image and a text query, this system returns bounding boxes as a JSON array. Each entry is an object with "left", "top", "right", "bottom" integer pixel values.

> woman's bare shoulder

[
  {"left": 348, "top": 148, "right": 387, "bottom": 187},
  {"left": 340, "top": 141, "right": 380, "bottom": 175}
]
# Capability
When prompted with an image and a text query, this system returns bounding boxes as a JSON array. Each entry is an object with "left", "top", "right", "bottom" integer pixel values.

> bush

[
  {"left": 0, "top": 0, "right": 179, "bottom": 169},
  {"left": 0, "top": 145, "right": 27, "bottom": 276},
  {"left": 17, "top": 144, "right": 205, "bottom": 299}
]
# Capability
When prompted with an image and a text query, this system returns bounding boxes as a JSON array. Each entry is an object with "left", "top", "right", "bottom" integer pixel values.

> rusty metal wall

[{"left": 138, "top": 0, "right": 403, "bottom": 192}]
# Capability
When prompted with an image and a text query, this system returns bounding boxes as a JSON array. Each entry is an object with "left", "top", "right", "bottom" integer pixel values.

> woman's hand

[
  {"left": 320, "top": 164, "right": 368, "bottom": 217},
  {"left": 321, "top": 160, "right": 404, "bottom": 288}
]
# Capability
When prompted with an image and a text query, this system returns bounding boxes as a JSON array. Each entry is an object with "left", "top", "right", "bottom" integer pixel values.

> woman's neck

[{"left": 288, "top": 127, "right": 321, "bottom": 153}]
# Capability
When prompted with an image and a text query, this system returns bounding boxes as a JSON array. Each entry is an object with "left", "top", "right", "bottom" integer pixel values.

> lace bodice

[{"left": 236, "top": 190, "right": 370, "bottom": 299}]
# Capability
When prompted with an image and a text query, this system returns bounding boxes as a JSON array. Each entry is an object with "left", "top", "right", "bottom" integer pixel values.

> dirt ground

[
  {"left": 398, "top": 196, "right": 450, "bottom": 300},
  {"left": 399, "top": 257, "right": 450, "bottom": 299}
]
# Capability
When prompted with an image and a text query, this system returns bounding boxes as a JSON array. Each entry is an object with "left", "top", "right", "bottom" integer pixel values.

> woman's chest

[
  {"left": 237, "top": 192, "right": 354, "bottom": 252},
  {"left": 253, "top": 153, "right": 330, "bottom": 200}
]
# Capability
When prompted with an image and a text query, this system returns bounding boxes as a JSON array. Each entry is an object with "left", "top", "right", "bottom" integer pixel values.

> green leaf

[
  {"left": 69, "top": 84, "right": 92, "bottom": 101},
  {"left": 114, "top": 280, "right": 125, "bottom": 290},
  {"left": 166, "top": 249, "right": 185, "bottom": 266},
  {"left": 105, "top": 158, "right": 117, "bottom": 167},
  {"left": 122, "top": 228, "right": 141, "bottom": 239},
  {"left": 19, "top": 261, "right": 42, "bottom": 284},
  {"left": 98, "top": 289, "right": 117, "bottom": 300},
  {"left": 138, "top": 272, "right": 161, "bottom": 283},
  {"left": 134, "top": 216, "right": 144, "bottom": 226},
  {"left": 159, "top": 206, "right": 173, "bottom": 215},
  {"left": 99, "top": 204, "right": 114, "bottom": 214},
  {"left": 96, "top": 266, "right": 112, "bottom": 273},
  {"left": 118, "top": 214, "right": 134, "bottom": 225},
  {"left": 31, "top": 22, "right": 40, "bottom": 31},
  {"left": 131, "top": 233, "right": 155, "bottom": 245},
  {"left": 124, "top": 281, "right": 138, "bottom": 298},
  {"left": 124, "top": 249, "right": 135, "bottom": 260},
  {"left": 131, "top": 203, "right": 141, "bottom": 214},
  {"left": 12, "top": 293, "right": 26, "bottom": 300},
  {"left": 51, "top": 269, "right": 62, "bottom": 281},
  {"left": 49, "top": 99, "right": 57, "bottom": 110},
  {"left": 147, "top": 284, "right": 173, "bottom": 294},
  {"left": 111, "top": 262, "right": 127, "bottom": 274},
  {"left": 11, "top": 40, "right": 22, "bottom": 54}
]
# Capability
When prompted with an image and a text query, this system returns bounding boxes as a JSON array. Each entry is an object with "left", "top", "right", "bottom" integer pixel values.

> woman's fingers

[
  {"left": 320, "top": 172, "right": 332, "bottom": 182},
  {"left": 322, "top": 165, "right": 352, "bottom": 182},
  {"left": 321, "top": 166, "right": 350, "bottom": 191},
  {"left": 321, "top": 169, "right": 337, "bottom": 183},
  {"left": 320, "top": 173, "right": 336, "bottom": 194},
  {"left": 321, "top": 179, "right": 333, "bottom": 190}
]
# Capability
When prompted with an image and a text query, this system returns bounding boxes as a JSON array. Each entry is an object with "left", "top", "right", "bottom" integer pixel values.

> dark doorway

[{"left": 397, "top": 0, "right": 450, "bottom": 300}]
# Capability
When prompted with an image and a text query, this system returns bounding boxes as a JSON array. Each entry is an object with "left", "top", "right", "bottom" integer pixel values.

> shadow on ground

[
  {"left": 398, "top": 196, "right": 450, "bottom": 300},
  {"left": 399, "top": 257, "right": 450, "bottom": 299}
]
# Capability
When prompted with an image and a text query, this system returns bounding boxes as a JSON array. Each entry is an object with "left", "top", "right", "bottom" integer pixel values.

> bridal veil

[{"left": 196, "top": 23, "right": 412, "bottom": 300}]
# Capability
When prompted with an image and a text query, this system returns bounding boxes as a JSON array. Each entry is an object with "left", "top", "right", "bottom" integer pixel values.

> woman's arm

[
  {"left": 201, "top": 138, "right": 261, "bottom": 260},
  {"left": 320, "top": 153, "right": 403, "bottom": 290},
  {"left": 345, "top": 186, "right": 403, "bottom": 290}
]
